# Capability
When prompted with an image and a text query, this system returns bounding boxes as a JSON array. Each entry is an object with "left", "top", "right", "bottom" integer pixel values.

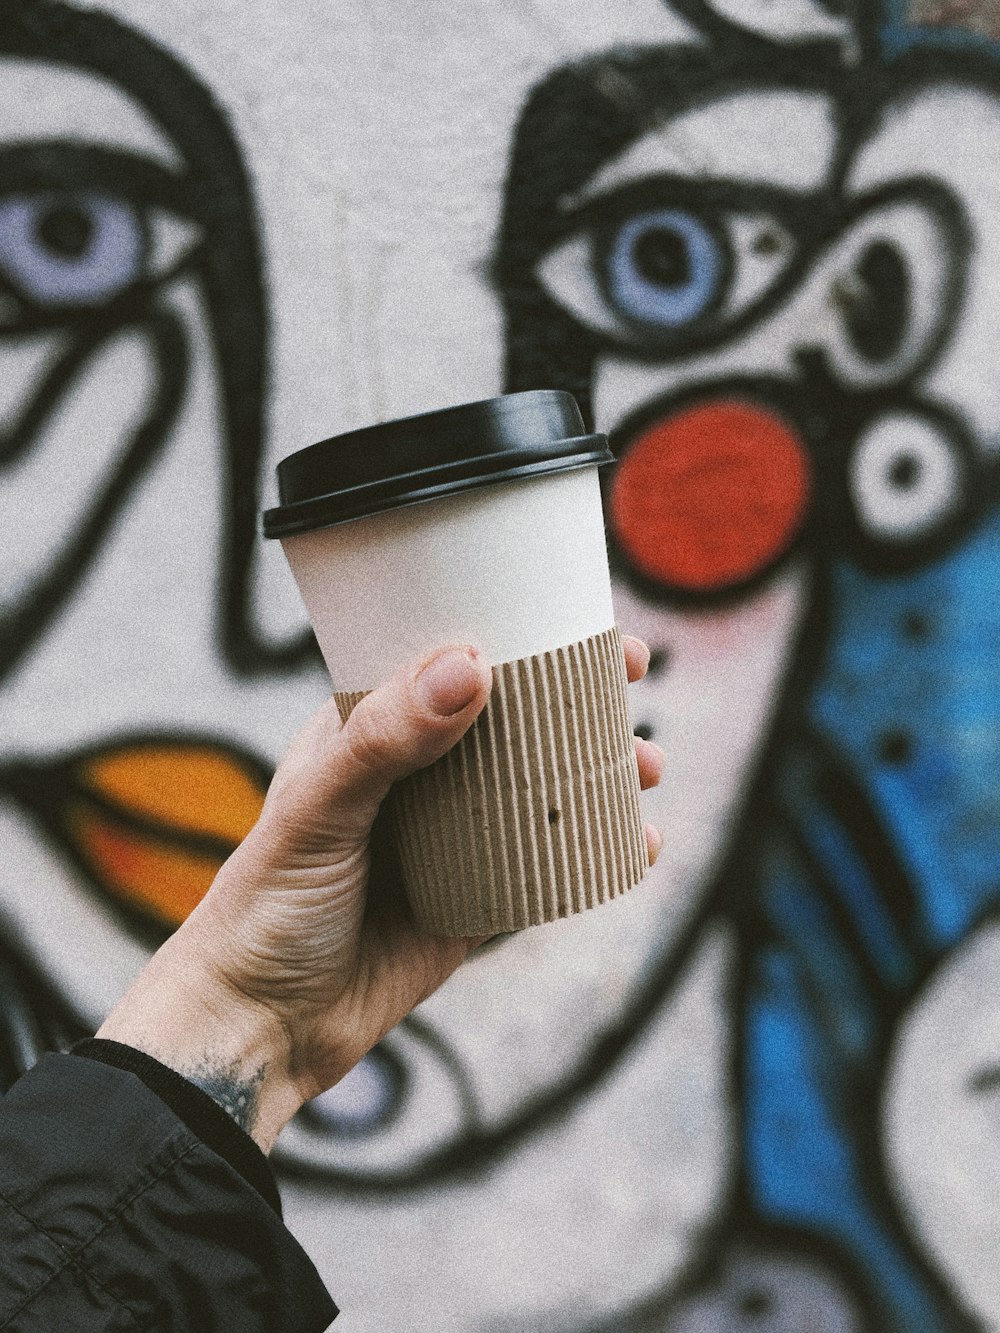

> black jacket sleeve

[{"left": 0, "top": 1049, "right": 338, "bottom": 1331}]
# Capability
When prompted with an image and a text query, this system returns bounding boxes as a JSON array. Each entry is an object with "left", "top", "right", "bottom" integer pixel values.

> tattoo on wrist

[{"left": 183, "top": 1057, "right": 267, "bottom": 1134}]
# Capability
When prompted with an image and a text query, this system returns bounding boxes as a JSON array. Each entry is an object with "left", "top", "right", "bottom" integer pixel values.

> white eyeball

[
  {"left": 848, "top": 413, "right": 963, "bottom": 542},
  {"left": 271, "top": 1018, "right": 474, "bottom": 1178}
]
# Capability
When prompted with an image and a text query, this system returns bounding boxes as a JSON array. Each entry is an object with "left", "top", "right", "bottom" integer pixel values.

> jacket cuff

[{"left": 70, "top": 1038, "right": 283, "bottom": 1217}]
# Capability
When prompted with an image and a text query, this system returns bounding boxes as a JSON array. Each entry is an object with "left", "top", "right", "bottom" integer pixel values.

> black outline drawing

[
  {"left": 489, "top": 2, "right": 1000, "bottom": 1327},
  {"left": 0, "top": 0, "right": 313, "bottom": 680},
  {"left": 1, "top": 0, "right": 999, "bottom": 1327},
  {"left": 0, "top": 0, "right": 311, "bottom": 1085}
]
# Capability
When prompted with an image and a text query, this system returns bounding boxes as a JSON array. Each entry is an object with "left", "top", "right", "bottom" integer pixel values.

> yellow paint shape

[
  {"left": 78, "top": 744, "right": 267, "bottom": 845},
  {"left": 68, "top": 804, "right": 223, "bottom": 927}
]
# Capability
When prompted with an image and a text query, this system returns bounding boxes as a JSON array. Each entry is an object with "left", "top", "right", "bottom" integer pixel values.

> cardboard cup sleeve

[{"left": 334, "top": 626, "right": 649, "bottom": 936}]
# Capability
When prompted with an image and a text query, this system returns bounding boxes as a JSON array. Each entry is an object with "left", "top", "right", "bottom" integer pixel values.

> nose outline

[
  {"left": 0, "top": 302, "right": 190, "bottom": 685},
  {"left": 602, "top": 373, "right": 821, "bottom": 610}
]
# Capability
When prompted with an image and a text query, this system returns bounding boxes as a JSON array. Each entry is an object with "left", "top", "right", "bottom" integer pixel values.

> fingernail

[
  {"left": 623, "top": 634, "right": 650, "bottom": 671},
  {"left": 417, "top": 648, "right": 483, "bottom": 716},
  {"left": 641, "top": 738, "right": 665, "bottom": 778},
  {"left": 647, "top": 824, "right": 664, "bottom": 864}
]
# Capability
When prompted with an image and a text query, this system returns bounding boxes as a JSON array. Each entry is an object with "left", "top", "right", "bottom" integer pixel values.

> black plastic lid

[{"left": 262, "top": 390, "right": 612, "bottom": 538}]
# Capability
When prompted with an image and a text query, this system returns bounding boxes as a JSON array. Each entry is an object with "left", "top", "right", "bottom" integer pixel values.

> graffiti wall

[{"left": 1, "top": 0, "right": 998, "bottom": 1328}]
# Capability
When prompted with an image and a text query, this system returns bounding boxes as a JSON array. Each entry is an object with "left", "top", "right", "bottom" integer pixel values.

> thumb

[
  {"left": 339, "top": 645, "right": 493, "bottom": 802},
  {"left": 265, "top": 645, "right": 493, "bottom": 841}
]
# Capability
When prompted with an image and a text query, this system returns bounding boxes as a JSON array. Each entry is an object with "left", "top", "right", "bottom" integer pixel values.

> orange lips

[{"left": 56, "top": 739, "right": 270, "bottom": 929}]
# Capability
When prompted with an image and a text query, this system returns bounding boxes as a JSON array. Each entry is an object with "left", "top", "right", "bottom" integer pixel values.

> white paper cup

[{"left": 264, "top": 391, "right": 648, "bottom": 935}]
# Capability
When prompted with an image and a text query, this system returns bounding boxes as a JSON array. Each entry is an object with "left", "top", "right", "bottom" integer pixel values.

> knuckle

[{"left": 342, "top": 704, "right": 397, "bottom": 783}]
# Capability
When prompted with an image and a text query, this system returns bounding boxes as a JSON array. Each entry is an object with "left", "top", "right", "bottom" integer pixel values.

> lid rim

[
  {"left": 262, "top": 444, "right": 612, "bottom": 539},
  {"left": 264, "top": 390, "right": 603, "bottom": 539},
  {"left": 288, "top": 387, "right": 580, "bottom": 462}
]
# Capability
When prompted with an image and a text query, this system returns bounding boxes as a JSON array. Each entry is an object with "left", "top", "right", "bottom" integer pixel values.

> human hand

[{"left": 97, "top": 637, "right": 663, "bottom": 1152}]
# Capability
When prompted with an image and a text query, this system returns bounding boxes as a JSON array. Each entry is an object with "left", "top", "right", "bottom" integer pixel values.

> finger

[
  {"left": 646, "top": 823, "right": 664, "bottom": 865},
  {"left": 635, "top": 736, "right": 664, "bottom": 790},
  {"left": 270, "top": 646, "right": 493, "bottom": 836},
  {"left": 622, "top": 634, "right": 650, "bottom": 683},
  {"left": 335, "top": 645, "right": 493, "bottom": 807}
]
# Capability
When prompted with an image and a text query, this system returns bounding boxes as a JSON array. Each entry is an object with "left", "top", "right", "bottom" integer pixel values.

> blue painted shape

[
  {"left": 744, "top": 926, "right": 958, "bottom": 1330},
  {"left": 779, "top": 756, "right": 916, "bottom": 990},
  {"left": 812, "top": 505, "right": 1000, "bottom": 954},
  {"left": 739, "top": 484, "right": 1000, "bottom": 1330},
  {"left": 0, "top": 194, "right": 145, "bottom": 308},
  {"left": 882, "top": 0, "right": 1000, "bottom": 60},
  {"left": 606, "top": 209, "right": 722, "bottom": 329},
  {"left": 758, "top": 833, "right": 880, "bottom": 1058}
]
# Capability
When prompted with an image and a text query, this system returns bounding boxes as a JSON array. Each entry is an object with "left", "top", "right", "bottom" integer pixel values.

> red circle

[{"left": 608, "top": 400, "right": 811, "bottom": 593}]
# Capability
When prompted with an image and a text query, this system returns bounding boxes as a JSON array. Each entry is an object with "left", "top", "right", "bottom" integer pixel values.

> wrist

[{"left": 96, "top": 932, "right": 304, "bottom": 1153}]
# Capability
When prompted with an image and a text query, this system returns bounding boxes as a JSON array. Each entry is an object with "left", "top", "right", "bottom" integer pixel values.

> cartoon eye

[
  {"left": 298, "top": 1046, "right": 406, "bottom": 1137},
  {"left": 848, "top": 413, "right": 965, "bottom": 543},
  {"left": 273, "top": 1018, "right": 477, "bottom": 1179},
  {"left": 536, "top": 195, "right": 795, "bottom": 346},
  {"left": 0, "top": 191, "right": 196, "bottom": 312},
  {"left": 604, "top": 209, "right": 723, "bottom": 329},
  {"left": 819, "top": 197, "right": 958, "bottom": 389}
]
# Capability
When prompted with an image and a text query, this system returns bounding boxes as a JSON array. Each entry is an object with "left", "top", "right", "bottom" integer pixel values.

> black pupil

[
  {"left": 844, "top": 238, "right": 909, "bottom": 364},
  {"left": 35, "top": 203, "right": 94, "bottom": 259},
  {"left": 889, "top": 453, "right": 921, "bottom": 489},
  {"left": 633, "top": 226, "right": 691, "bottom": 289}
]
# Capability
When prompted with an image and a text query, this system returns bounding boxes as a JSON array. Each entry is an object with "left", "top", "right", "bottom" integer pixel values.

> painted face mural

[
  {"left": 498, "top": 3, "right": 1000, "bottom": 1327},
  {"left": 2, "top": 0, "right": 1000, "bottom": 1328},
  {"left": 0, "top": 2, "right": 321, "bottom": 1053}
]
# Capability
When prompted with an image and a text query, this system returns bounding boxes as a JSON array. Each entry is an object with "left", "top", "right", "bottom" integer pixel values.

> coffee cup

[{"left": 263, "top": 390, "right": 648, "bottom": 935}]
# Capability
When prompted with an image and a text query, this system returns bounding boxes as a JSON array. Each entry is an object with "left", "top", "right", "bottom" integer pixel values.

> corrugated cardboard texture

[{"left": 335, "top": 626, "right": 648, "bottom": 934}]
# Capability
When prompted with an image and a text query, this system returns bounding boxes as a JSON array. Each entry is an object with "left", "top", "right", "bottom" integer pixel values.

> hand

[{"left": 97, "top": 637, "right": 664, "bottom": 1152}]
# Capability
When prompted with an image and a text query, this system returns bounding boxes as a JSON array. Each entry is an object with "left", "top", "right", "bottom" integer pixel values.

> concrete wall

[{"left": 1, "top": 1, "right": 998, "bottom": 1327}]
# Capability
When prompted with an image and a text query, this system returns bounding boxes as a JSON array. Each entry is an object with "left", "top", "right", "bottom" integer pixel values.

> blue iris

[
  {"left": 606, "top": 208, "right": 722, "bottom": 329},
  {"left": 0, "top": 193, "right": 144, "bottom": 308}
]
